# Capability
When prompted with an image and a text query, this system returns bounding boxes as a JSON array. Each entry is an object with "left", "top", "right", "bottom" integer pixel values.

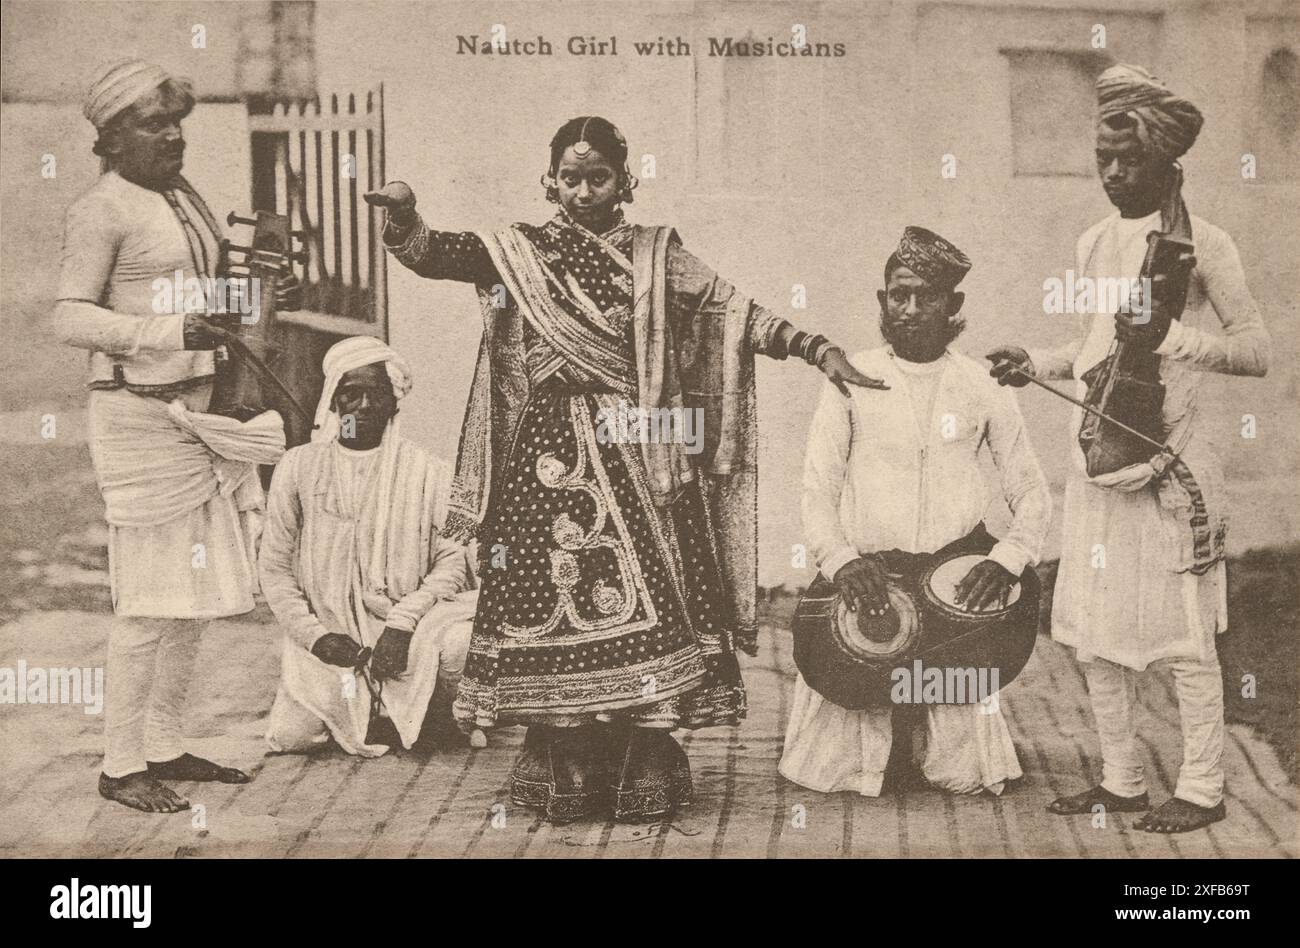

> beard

[{"left": 879, "top": 311, "right": 956, "bottom": 362}]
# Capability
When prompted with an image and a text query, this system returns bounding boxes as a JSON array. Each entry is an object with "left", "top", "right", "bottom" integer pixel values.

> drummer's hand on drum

[
  {"left": 953, "top": 559, "right": 1016, "bottom": 613},
  {"left": 362, "top": 181, "right": 417, "bottom": 228},
  {"left": 832, "top": 555, "right": 890, "bottom": 617}
]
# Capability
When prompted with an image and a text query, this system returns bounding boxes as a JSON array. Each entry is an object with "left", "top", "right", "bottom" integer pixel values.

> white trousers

[
  {"left": 1083, "top": 650, "right": 1225, "bottom": 808},
  {"left": 103, "top": 615, "right": 207, "bottom": 778}
]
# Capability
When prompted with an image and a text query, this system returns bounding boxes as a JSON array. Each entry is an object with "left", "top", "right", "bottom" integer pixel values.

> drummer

[{"left": 781, "top": 227, "right": 1053, "bottom": 797}]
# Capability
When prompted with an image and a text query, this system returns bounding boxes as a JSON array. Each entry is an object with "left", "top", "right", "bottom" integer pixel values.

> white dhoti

[
  {"left": 87, "top": 383, "right": 285, "bottom": 775},
  {"left": 780, "top": 674, "right": 1022, "bottom": 796},
  {"left": 88, "top": 384, "right": 277, "bottom": 617},
  {"left": 266, "top": 589, "right": 478, "bottom": 755}
]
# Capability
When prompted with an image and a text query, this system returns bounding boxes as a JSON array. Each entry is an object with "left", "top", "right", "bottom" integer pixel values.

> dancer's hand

[
  {"left": 363, "top": 181, "right": 417, "bottom": 227},
  {"left": 819, "top": 347, "right": 888, "bottom": 395}
]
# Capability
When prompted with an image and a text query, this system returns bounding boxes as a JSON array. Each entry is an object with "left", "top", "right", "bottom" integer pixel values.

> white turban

[
  {"left": 312, "top": 337, "right": 418, "bottom": 622},
  {"left": 83, "top": 58, "right": 192, "bottom": 130},
  {"left": 312, "top": 336, "right": 413, "bottom": 445}
]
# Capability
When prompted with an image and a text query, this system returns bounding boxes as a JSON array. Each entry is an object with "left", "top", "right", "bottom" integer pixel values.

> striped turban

[
  {"left": 1096, "top": 64, "right": 1204, "bottom": 160},
  {"left": 83, "top": 58, "right": 193, "bottom": 130}
]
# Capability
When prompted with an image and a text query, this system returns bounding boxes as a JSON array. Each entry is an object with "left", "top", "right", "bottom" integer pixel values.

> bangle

[
  {"left": 803, "top": 334, "right": 830, "bottom": 365},
  {"left": 788, "top": 330, "right": 809, "bottom": 362}
]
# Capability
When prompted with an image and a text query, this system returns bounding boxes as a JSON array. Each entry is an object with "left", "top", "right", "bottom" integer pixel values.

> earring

[
  {"left": 619, "top": 169, "right": 639, "bottom": 205},
  {"left": 540, "top": 172, "right": 559, "bottom": 204}
]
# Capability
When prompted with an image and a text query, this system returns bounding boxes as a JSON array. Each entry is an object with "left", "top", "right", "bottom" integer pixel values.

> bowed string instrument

[
  {"left": 1003, "top": 169, "right": 1197, "bottom": 476},
  {"left": 208, "top": 209, "right": 314, "bottom": 432}
]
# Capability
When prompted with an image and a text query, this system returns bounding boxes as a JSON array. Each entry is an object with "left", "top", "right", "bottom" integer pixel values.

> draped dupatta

[{"left": 445, "top": 221, "right": 760, "bottom": 642}]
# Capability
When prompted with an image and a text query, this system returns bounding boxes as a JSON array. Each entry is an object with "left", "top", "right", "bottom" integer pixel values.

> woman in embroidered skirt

[{"left": 366, "top": 116, "right": 884, "bottom": 822}]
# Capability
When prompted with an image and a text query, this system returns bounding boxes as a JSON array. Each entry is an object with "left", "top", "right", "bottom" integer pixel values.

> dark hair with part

[
  {"left": 541, "top": 115, "right": 637, "bottom": 204},
  {"left": 548, "top": 116, "right": 627, "bottom": 172}
]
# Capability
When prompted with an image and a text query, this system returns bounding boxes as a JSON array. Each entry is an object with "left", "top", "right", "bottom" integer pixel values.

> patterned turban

[
  {"left": 83, "top": 58, "right": 192, "bottom": 130},
  {"left": 312, "top": 336, "right": 413, "bottom": 444},
  {"left": 1096, "top": 64, "right": 1204, "bottom": 160},
  {"left": 893, "top": 226, "right": 972, "bottom": 290}
]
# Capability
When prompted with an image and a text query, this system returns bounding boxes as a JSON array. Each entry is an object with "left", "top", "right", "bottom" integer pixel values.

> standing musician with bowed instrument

[
  {"left": 52, "top": 60, "right": 300, "bottom": 813},
  {"left": 987, "top": 65, "right": 1270, "bottom": 834}
]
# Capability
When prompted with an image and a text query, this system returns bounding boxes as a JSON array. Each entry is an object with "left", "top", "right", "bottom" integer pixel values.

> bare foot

[
  {"left": 146, "top": 753, "right": 251, "bottom": 784},
  {"left": 98, "top": 772, "right": 190, "bottom": 813},
  {"left": 1134, "top": 797, "right": 1226, "bottom": 834}
]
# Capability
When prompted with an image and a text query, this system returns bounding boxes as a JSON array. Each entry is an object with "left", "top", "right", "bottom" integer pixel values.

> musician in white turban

[
  {"left": 53, "top": 59, "right": 287, "bottom": 812},
  {"left": 259, "top": 337, "right": 484, "bottom": 756},
  {"left": 990, "top": 64, "right": 1270, "bottom": 833}
]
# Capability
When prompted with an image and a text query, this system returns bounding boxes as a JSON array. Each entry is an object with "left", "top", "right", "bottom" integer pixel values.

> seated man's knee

[
  {"left": 437, "top": 619, "right": 474, "bottom": 679},
  {"left": 265, "top": 695, "right": 331, "bottom": 754}
]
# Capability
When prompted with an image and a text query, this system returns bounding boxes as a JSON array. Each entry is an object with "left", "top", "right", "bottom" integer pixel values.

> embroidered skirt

[{"left": 453, "top": 382, "right": 747, "bottom": 731}]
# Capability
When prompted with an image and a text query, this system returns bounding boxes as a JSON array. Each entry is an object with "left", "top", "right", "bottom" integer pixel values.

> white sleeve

[
  {"left": 801, "top": 379, "right": 859, "bottom": 580},
  {"left": 983, "top": 386, "right": 1053, "bottom": 576},
  {"left": 1154, "top": 227, "right": 1269, "bottom": 377},
  {"left": 51, "top": 197, "right": 186, "bottom": 354}
]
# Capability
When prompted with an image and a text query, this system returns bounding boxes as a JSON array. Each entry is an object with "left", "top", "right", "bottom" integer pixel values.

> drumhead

[
  {"left": 924, "top": 553, "right": 1021, "bottom": 616},
  {"left": 832, "top": 584, "right": 919, "bottom": 661}
]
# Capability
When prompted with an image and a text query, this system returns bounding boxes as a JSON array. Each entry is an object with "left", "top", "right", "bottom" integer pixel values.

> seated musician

[
  {"left": 259, "top": 337, "right": 485, "bottom": 755},
  {"left": 781, "top": 227, "right": 1052, "bottom": 796}
]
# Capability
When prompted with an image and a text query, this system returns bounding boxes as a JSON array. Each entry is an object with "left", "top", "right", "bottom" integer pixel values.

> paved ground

[{"left": 1, "top": 599, "right": 1294, "bottom": 859}]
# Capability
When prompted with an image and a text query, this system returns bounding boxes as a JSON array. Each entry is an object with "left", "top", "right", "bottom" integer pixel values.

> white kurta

[
  {"left": 259, "top": 438, "right": 475, "bottom": 754},
  {"left": 782, "top": 346, "right": 1052, "bottom": 795},
  {"left": 56, "top": 171, "right": 271, "bottom": 617},
  {"left": 1029, "top": 212, "right": 1269, "bottom": 671},
  {"left": 54, "top": 170, "right": 218, "bottom": 387}
]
